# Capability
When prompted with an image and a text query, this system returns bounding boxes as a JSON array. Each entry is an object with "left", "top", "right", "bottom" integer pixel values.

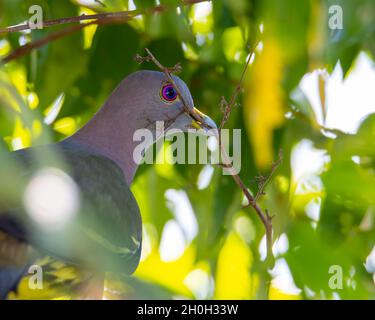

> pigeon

[{"left": 0, "top": 70, "right": 217, "bottom": 299}]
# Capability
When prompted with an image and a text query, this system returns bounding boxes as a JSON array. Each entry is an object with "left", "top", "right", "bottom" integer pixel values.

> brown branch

[
  {"left": 219, "top": 139, "right": 275, "bottom": 266},
  {"left": 0, "top": 0, "right": 210, "bottom": 65},
  {"left": 2, "top": 22, "right": 88, "bottom": 64},
  {"left": 216, "top": 41, "right": 278, "bottom": 267},
  {"left": 0, "top": 0, "right": 210, "bottom": 36},
  {"left": 1, "top": 17, "right": 131, "bottom": 64},
  {"left": 138, "top": 47, "right": 277, "bottom": 267},
  {"left": 0, "top": 11, "right": 137, "bottom": 36}
]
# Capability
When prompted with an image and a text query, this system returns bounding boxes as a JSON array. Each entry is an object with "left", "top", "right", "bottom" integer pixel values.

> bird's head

[
  {"left": 112, "top": 70, "right": 217, "bottom": 136},
  {"left": 73, "top": 70, "right": 218, "bottom": 183}
]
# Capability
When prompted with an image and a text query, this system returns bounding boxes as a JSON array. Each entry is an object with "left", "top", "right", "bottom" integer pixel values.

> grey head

[
  {"left": 70, "top": 70, "right": 217, "bottom": 183},
  {"left": 105, "top": 70, "right": 216, "bottom": 132}
]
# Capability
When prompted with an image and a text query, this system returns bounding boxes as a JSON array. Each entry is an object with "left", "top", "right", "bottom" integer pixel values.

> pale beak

[{"left": 187, "top": 107, "right": 218, "bottom": 134}]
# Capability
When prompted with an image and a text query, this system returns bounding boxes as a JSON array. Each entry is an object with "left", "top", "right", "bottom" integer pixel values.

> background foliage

[{"left": 0, "top": 0, "right": 375, "bottom": 299}]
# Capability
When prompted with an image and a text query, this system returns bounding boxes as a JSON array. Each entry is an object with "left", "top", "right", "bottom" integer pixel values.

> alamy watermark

[
  {"left": 28, "top": 5, "right": 43, "bottom": 30},
  {"left": 28, "top": 264, "right": 43, "bottom": 290},
  {"left": 133, "top": 121, "right": 242, "bottom": 175},
  {"left": 328, "top": 264, "right": 357, "bottom": 291},
  {"left": 328, "top": 5, "right": 343, "bottom": 30},
  {"left": 328, "top": 265, "right": 343, "bottom": 290}
]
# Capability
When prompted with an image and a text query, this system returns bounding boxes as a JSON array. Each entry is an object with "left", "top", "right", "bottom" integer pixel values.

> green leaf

[{"left": 32, "top": 2, "right": 87, "bottom": 108}]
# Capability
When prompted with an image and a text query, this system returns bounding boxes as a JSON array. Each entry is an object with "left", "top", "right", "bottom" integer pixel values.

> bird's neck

[{"left": 67, "top": 100, "right": 149, "bottom": 185}]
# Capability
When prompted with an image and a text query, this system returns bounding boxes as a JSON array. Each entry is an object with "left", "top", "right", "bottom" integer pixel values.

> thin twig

[
  {"left": 216, "top": 41, "right": 277, "bottom": 266},
  {"left": 217, "top": 43, "right": 257, "bottom": 182},
  {"left": 219, "top": 47, "right": 256, "bottom": 130},
  {"left": 2, "top": 22, "right": 89, "bottom": 64},
  {"left": 136, "top": 48, "right": 209, "bottom": 128},
  {"left": 219, "top": 141, "right": 274, "bottom": 265},
  {"left": 1, "top": 17, "right": 129, "bottom": 64},
  {"left": 143, "top": 48, "right": 190, "bottom": 113},
  {"left": 254, "top": 149, "right": 283, "bottom": 203}
]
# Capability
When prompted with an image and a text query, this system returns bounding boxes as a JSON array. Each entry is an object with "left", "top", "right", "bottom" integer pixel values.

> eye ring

[{"left": 161, "top": 84, "right": 178, "bottom": 102}]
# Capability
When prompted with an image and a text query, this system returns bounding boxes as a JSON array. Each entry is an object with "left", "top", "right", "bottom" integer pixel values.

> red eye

[{"left": 161, "top": 84, "right": 178, "bottom": 102}]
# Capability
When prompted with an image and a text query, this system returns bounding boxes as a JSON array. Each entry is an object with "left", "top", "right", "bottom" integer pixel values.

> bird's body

[
  {"left": 0, "top": 140, "right": 142, "bottom": 299},
  {"left": 0, "top": 70, "right": 216, "bottom": 299},
  {"left": 0, "top": 140, "right": 142, "bottom": 268}
]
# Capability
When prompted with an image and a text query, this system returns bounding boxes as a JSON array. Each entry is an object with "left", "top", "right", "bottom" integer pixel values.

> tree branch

[
  {"left": 0, "top": 11, "right": 136, "bottom": 36},
  {"left": 2, "top": 22, "right": 88, "bottom": 64},
  {"left": 219, "top": 138, "right": 275, "bottom": 266},
  {"left": 137, "top": 47, "right": 279, "bottom": 267},
  {"left": 0, "top": 0, "right": 210, "bottom": 35},
  {"left": 1, "top": 17, "right": 131, "bottom": 64},
  {"left": 0, "top": 0, "right": 211, "bottom": 65},
  {"left": 216, "top": 42, "right": 278, "bottom": 267}
]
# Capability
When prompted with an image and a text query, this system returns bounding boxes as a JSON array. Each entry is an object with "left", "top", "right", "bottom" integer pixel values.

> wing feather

[{"left": 0, "top": 141, "right": 142, "bottom": 274}]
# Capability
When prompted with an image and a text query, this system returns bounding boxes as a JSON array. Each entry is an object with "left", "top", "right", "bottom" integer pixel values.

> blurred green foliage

[{"left": 0, "top": 0, "right": 374, "bottom": 299}]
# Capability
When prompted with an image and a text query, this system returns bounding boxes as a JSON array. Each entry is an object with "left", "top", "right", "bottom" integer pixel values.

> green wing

[{"left": 0, "top": 141, "right": 142, "bottom": 274}]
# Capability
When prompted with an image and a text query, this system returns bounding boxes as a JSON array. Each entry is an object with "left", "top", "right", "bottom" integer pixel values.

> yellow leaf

[
  {"left": 0, "top": 39, "right": 11, "bottom": 57},
  {"left": 8, "top": 276, "right": 64, "bottom": 300},
  {"left": 27, "top": 92, "right": 39, "bottom": 110},
  {"left": 214, "top": 232, "right": 259, "bottom": 299},
  {"left": 8, "top": 65, "right": 27, "bottom": 97},
  {"left": 47, "top": 266, "right": 78, "bottom": 282},
  {"left": 79, "top": 7, "right": 98, "bottom": 50},
  {"left": 32, "top": 120, "right": 42, "bottom": 138},
  {"left": 244, "top": 39, "right": 284, "bottom": 169},
  {"left": 8, "top": 257, "right": 89, "bottom": 300},
  {"left": 269, "top": 286, "right": 301, "bottom": 300},
  {"left": 53, "top": 117, "right": 77, "bottom": 136},
  {"left": 222, "top": 27, "right": 245, "bottom": 62},
  {"left": 190, "top": 2, "right": 213, "bottom": 35},
  {"left": 135, "top": 245, "right": 196, "bottom": 297},
  {"left": 12, "top": 117, "right": 31, "bottom": 150}
]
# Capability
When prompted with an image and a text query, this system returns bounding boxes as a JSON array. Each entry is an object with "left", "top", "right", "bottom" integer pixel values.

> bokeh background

[{"left": 0, "top": 0, "right": 375, "bottom": 299}]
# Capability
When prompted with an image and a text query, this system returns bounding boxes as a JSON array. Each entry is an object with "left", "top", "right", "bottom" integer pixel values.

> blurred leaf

[
  {"left": 285, "top": 221, "right": 369, "bottom": 298},
  {"left": 132, "top": 167, "right": 176, "bottom": 236},
  {"left": 32, "top": 2, "right": 87, "bottom": 109},
  {"left": 1, "top": 0, "right": 375, "bottom": 301},
  {"left": 135, "top": 245, "right": 196, "bottom": 297},
  {"left": 215, "top": 232, "right": 258, "bottom": 299},
  {"left": 244, "top": 39, "right": 285, "bottom": 169}
]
